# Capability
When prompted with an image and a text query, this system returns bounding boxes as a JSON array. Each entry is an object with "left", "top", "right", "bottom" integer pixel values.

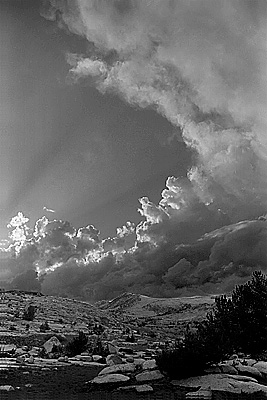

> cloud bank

[
  {"left": 0, "top": 210, "right": 266, "bottom": 300},
  {"left": 1, "top": 1, "right": 266, "bottom": 300},
  {"left": 43, "top": 0, "right": 267, "bottom": 221}
]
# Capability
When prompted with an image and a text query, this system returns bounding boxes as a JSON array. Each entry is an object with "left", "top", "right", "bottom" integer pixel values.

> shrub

[
  {"left": 65, "top": 331, "right": 88, "bottom": 357},
  {"left": 92, "top": 323, "right": 105, "bottom": 335},
  {"left": 125, "top": 333, "right": 135, "bottom": 343},
  {"left": 40, "top": 321, "right": 51, "bottom": 332},
  {"left": 92, "top": 338, "right": 108, "bottom": 356},
  {"left": 23, "top": 305, "right": 36, "bottom": 321},
  {"left": 156, "top": 271, "right": 267, "bottom": 379}
]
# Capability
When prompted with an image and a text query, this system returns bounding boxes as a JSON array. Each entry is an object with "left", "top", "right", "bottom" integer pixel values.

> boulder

[
  {"left": 32, "top": 347, "right": 41, "bottom": 352},
  {"left": 204, "top": 366, "right": 221, "bottom": 374},
  {"left": 99, "top": 363, "right": 135, "bottom": 375},
  {"left": 92, "top": 355, "right": 103, "bottom": 362},
  {"left": 142, "top": 359, "right": 157, "bottom": 370},
  {"left": 108, "top": 343, "right": 119, "bottom": 354},
  {"left": 43, "top": 337, "right": 61, "bottom": 354},
  {"left": 253, "top": 361, "right": 267, "bottom": 377},
  {"left": 0, "top": 344, "right": 16, "bottom": 353},
  {"left": 106, "top": 354, "right": 124, "bottom": 366},
  {"left": 133, "top": 358, "right": 145, "bottom": 366},
  {"left": 235, "top": 364, "right": 262, "bottom": 379},
  {"left": 0, "top": 385, "right": 15, "bottom": 392},
  {"left": 28, "top": 350, "right": 39, "bottom": 357},
  {"left": 228, "top": 375, "right": 258, "bottom": 383},
  {"left": 171, "top": 374, "right": 267, "bottom": 395},
  {"left": 135, "top": 370, "right": 164, "bottom": 382},
  {"left": 243, "top": 358, "right": 257, "bottom": 367},
  {"left": 136, "top": 384, "right": 153, "bottom": 393},
  {"left": 219, "top": 364, "right": 238, "bottom": 375},
  {"left": 15, "top": 348, "right": 26, "bottom": 356},
  {"left": 92, "top": 374, "right": 130, "bottom": 384},
  {"left": 16, "top": 356, "right": 26, "bottom": 364}
]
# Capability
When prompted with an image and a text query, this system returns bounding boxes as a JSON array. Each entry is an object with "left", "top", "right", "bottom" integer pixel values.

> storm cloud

[
  {"left": 0, "top": 1, "right": 266, "bottom": 300},
  {"left": 43, "top": 0, "right": 267, "bottom": 221}
]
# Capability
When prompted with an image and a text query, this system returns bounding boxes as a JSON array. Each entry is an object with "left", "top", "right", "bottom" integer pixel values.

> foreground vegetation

[{"left": 156, "top": 271, "right": 267, "bottom": 379}]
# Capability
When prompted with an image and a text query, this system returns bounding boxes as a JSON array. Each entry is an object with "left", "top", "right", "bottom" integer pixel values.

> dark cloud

[
  {"left": 1, "top": 1, "right": 265, "bottom": 299},
  {"left": 42, "top": 0, "right": 267, "bottom": 220},
  {"left": 0, "top": 211, "right": 266, "bottom": 299}
]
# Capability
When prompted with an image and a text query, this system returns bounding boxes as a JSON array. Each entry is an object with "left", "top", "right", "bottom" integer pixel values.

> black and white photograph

[{"left": 0, "top": 1, "right": 267, "bottom": 399}]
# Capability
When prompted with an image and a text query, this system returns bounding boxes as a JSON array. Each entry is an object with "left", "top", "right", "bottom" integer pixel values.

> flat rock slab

[
  {"left": 235, "top": 364, "right": 262, "bottom": 379},
  {"left": 118, "top": 384, "right": 153, "bottom": 393},
  {"left": 0, "top": 386, "right": 15, "bottom": 392},
  {"left": 142, "top": 359, "right": 157, "bottom": 370},
  {"left": 253, "top": 361, "right": 267, "bottom": 376},
  {"left": 99, "top": 363, "right": 135, "bottom": 375},
  {"left": 73, "top": 355, "right": 93, "bottom": 362},
  {"left": 219, "top": 364, "right": 238, "bottom": 375},
  {"left": 135, "top": 370, "right": 164, "bottom": 382},
  {"left": 133, "top": 358, "right": 145, "bottom": 366},
  {"left": 92, "top": 374, "right": 130, "bottom": 384},
  {"left": 171, "top": 374, "right": 267, "bottom": 395},
  {"left": 136, "top": 384, "right": 154, "bottom": 393},
  {"left": 106, "top": 354, "right": 123, "bottom": 365}
]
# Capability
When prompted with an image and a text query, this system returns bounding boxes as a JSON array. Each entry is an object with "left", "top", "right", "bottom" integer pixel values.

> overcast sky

[{"left": 0, "top": 0, "right": 192, "bottom": 239}]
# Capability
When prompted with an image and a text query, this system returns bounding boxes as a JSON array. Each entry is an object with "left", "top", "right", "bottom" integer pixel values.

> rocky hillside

[
  {"left": 0, "top": 289, "right": 217, "bottom": 344},
  {"left": 0, "top": 289, "right": 118, "bottom": 345},
  {"left": 1, "top": 290, "right": 267, "bottom": 399},
  {"left": 96, "top": 292, "right": 216, "bottom": 338}
]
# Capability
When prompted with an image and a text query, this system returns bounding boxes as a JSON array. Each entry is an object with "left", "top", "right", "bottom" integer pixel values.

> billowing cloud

[
  {"left": 1, "top": 1, "right": 264, "bottom": 299},
  {"left": 0, "top": 211, "right": 266, "bottom": 299},
  {"left": 42, "top": 0, "right": 267, "bottom": 222},
  {"left": 39, "top": 215, "right": 267, "bottom": 299}
]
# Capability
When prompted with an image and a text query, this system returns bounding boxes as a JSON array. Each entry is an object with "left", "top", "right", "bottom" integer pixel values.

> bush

[
  {"left": 126, "top": 333, "right": 135, "bottom": 343},
  {"left": 92, "top": 323, "right": 105, "bottom": 335},
  {"left": 156, "top": 271, "right": 267, "bottom": 379},
  {"left": 215, "top": 270, "right": 267, "bottom": 356},
  {"left": 65, "top": 331, "right": 88, "bottom": 357},
  {"left": 23, "top": 305, "right": 36, "bottom": 321},
  {"left": 40, "top": 321, "right": 51, "bottom": 332}
]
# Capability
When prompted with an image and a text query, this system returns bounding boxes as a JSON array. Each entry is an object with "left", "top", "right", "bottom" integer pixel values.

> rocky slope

[
  {"left": 96, "top": 292, "right": 216, "bottom": 338},
  {"left": 0, "top": 289, "right": 118, "bottom": 346},
  {"left": 1, "top": 290, "right": 267, "bottom": 399}
]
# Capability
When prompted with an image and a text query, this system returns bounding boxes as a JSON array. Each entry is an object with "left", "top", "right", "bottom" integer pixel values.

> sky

[
  {"left": 0, "top": 0, "right": 191, "bottom": 240},
  {"left": 0, "top": 0, "right": 266, "bottom": 300}
]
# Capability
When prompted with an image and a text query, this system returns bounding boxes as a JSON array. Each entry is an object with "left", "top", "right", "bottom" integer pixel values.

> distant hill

[
  {"left": 96, "top": 292, "right": 216, "bottom": 338},
  {"left": 0, "top": 289, "right": 218, "bottom": 343}
]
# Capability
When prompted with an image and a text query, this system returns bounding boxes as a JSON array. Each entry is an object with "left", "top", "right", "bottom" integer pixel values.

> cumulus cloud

[
  {"left": 1, "top": 1, "right": 263, "bottom": 299},
  {"left": 0, "top": 211, "right": 266, "bottom": 299},
  {"left": 42, "top": 0, "right": 267, "bottom": 237}
]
